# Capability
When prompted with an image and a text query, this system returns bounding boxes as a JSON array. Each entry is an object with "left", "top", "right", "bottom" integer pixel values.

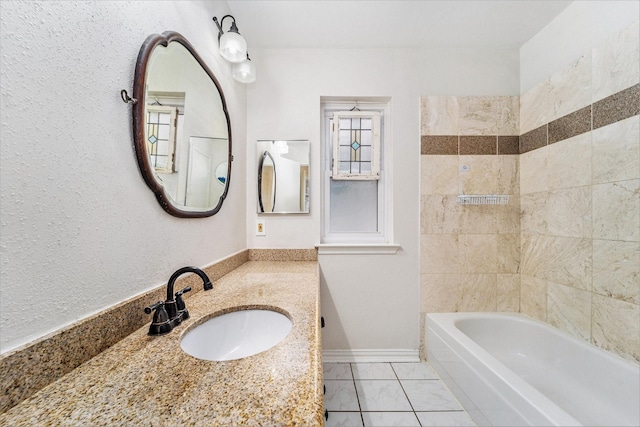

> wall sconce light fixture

[
  {"left": 213, "top": 15, "right": 248, "bottom": 63},
  {"left": 232, "top": 53, "right": 256, "bottom": 83},
  {"left": 213, "top": 15, "right": 256, "bottom": 83}
]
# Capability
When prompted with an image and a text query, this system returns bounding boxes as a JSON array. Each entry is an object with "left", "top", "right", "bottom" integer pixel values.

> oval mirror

[
  {"left": 258, "top": 151, "right": 276, "bottom": 212},
  {"left": 132, "top": 31, "right": 232, "bottom": 218}
]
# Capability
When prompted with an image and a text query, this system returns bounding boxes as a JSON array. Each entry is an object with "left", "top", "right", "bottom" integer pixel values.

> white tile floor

[{"left": 323, "top": 362, "right": 476, "bottom": 427}]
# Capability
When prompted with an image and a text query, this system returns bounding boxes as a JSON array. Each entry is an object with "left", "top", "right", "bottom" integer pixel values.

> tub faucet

[{"left": 144, "top": 266, "right": 213, "bottom": 335}]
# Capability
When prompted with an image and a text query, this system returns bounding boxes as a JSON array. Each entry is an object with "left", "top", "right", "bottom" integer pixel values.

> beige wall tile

[
  {"left": 592, "top": 115, "right": 640, "bottom": 184},
  {"left": 420, "top": 194, "right": 461, "bottom": 234},
  {"left": 592, "top": 294, "right": 640, "bottom": 362},
  {"left": 547, "top": 187, "right": 592, "bottom": 239},
  {"left": 593, "top": 239, "right": 640, "bottom": 304},
  {"left": 497, "top": 234, "right": 520, "bottom": 274},
  {"left": 420, "top": 96, "right": 460, "bottom": 135},
  {"left": 543, "top": 236, "right": 592, "bottom": 291},
  {"left": 521, "top": 78, "right": 553, "bottom": 135},
  {"left": 497, "top": 198, "right": 521, "bottom": 234},
  {"left": 459, "top": 205, "right": 497, "bottom": 234},
  {"left": 459, "top": 96, "right": 519, "bottom": 136},
  {"left": 547, "top": 132, "right": 592, "bottom": 191},
  {"left": 497, "top": 274, "right": 520, "bottom": 312},
  {"left": 549, "top": 53, "right": 592, "bottom": 122},
  {"left": 459, "top": 155, "right": 498, "bottom": 194},
  {"left": 520, "top": 192, "right": 548, "bottom": 235},
  {"left": 520, "top": 234, "right": 549, "bottom": 280},
  {"left": 421, "top": 156, "right": 459, "bottom": 195},
  {"left": 459, "top": 274, "right": 497, "bottom": 312},
  {"left": 420, "top": 234, "right": 461, "bottom": 274},
  {"left": 420, "top": 274, "right": 461, "bottom": 313},
  {"left": 593, "top": 179, "right": 640, "bottom": 242},
  {"left": 592, "top": 21, "right": 640, "bottom": 103},
  {"left": 461, "top": 234, "right": 498, "bottom": 273},
  {"left": 547, "top": 282, "right": 591, "bottom": 341},
  {"left": 497, "top": 155, "right": 520, "bottom": 195},
  {"left": 520, "top": 147, "right": 548, "bottom": 194},
  {"left": 521, "top": 275, "right": 547, "bottom": 321}
]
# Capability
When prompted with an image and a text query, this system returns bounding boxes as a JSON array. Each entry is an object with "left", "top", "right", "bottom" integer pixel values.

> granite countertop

[{"left": 0, "top": 261, "right": 324, "bottom": 426}]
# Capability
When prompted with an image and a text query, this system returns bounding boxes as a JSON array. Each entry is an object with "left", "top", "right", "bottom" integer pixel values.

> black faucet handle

[
  {"left": 175, "top": 286, "right": 191, "bottom": 298},
  {"left": 144, "top": 301, "right": 172, "bottom": 335},
  {"left": 175, "top": 286, "right": 192, "bottom": 321},
  {"left": 144, "top": 301, "right": 164, "bottom": 314}
]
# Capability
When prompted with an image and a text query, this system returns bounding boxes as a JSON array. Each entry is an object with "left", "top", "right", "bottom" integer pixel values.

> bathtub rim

[{"left": 426, "top": 312, "right": 621, "bottom": 426}]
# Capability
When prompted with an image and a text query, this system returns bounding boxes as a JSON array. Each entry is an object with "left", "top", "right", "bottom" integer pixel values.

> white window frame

[
  {"left": 320, "top": 101, "right": 393, "bottom": 246},
  {"left": 331, "top": 111, "right": 381, "bottom": 180}
]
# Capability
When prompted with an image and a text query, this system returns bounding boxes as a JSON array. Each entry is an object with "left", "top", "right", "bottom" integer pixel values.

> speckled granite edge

[
  {"left": 0, "top": 249, "right": 250, "bottom": 414},
  {"left": 249, "top": 248, "right": 318, "bottom": 261}
]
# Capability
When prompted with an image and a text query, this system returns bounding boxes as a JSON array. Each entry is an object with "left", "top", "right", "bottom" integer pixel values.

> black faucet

[{"left": 144, "top": 266, "right": 213, "bottom": 335}]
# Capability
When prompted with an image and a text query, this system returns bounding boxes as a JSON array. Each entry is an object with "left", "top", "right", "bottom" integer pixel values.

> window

[
  {"left": 321, "top": 101, "right": 391, "bottom": 245},
  {"left": 332, "top": 111, "right": 381, "bottom": 180},
  {"left": 146, "top": 105, "right": 177, "bottom": 173}
]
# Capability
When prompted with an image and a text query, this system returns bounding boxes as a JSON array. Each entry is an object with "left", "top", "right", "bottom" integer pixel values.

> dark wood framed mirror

[{"left": 132, "top": 31, "right": 232, "bottom": 218}]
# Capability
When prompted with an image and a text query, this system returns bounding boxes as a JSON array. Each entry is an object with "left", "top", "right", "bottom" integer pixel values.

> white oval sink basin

[{"left": 180, "top": 308, "right": 292, "bottom": 361}]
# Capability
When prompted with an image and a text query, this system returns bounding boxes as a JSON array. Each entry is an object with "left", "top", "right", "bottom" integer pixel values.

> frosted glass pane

[
  {"left": 157, "top": 140, "right": 169, "bottom": 154},
  {"left": 154, "top": 156, "right": 168, "bottom": 168},
  {"left": 339, "top": 119, "right": 351, "bottom": 129},
  {"left": 361, "top": 130, "right": 371, "bottom": 146},
  {"left": 339, "top": 130, "right": 350, "bottom": 145},
  {"left": 148, "top": 112, "right": 159, "bottom": 123},
  {"left": 330, "top": 180, "right": 378, "bottom": 232},
  {"left": 339, "top": 146, "right": 351, "bottom": 162},
  {"left": 361, "top": 146, "right": 372, "bottom": 162},
  {"left": 360, "top": 162, "right": 371, "bottom": 173},
  {"left": 339, "top": 161, "right": 350, "bottom": 173},
  {"left": 158, "top": 112, "right": 171, "bottom": 124},
  {"left": 361, "top": 118, "right": 372, "bottom": 130},
  {"left": 157, "top": 124, "right": 170, "bottom": 140}
]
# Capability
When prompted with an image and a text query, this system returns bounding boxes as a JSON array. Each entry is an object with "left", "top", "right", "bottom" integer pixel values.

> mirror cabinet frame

[{"left": 132, "top": 31, "right": 233, "bottom": 218}]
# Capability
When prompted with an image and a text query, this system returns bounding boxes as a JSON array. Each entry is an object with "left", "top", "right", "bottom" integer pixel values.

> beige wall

[
  {"left": 420, "top": 20, "right": 639, "bottom": 362},
  {"left": 519, "top": 21, "right": 639, "bottom": 362},
  {"left": 419, "top": 96, "right": 521, "bottom": 315}
]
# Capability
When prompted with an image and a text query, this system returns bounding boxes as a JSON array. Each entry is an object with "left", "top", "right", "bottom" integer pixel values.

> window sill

[{"left": 316, "top": 243, "right": 401, "bottom": 255}]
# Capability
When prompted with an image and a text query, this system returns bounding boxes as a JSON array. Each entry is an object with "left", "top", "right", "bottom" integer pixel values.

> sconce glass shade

[
  {"left": 219, "top": 31, "right": 247, "bottom": 63},
  {"left": 232, "top": 57, "right": 256, "bottom": 83}
]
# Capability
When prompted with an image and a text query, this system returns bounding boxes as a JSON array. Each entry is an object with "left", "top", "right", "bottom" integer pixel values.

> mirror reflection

[
  {"left": 257, "top": 140, "right": 310, "bottom": 214},
  {"left": 132, "top": 31, "right": 232, "bottom": 218}
]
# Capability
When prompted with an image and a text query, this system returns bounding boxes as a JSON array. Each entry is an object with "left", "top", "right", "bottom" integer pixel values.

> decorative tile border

[
  {"left": 548, "top": 105, "right": 592, "bottom": 145},
  {"left": 520, "top": 125, "right": 547, "bottom": 154},
  {"left": 0, "top": 249, "right": 250, "bottom": 413},
  {"left": 422, "top": 83, "right": 639, "bottom": 155},
  {"left": 421, "top": 135, "right": 520, "bottom": 155},
  {"left": 593, "top": 84, "right": 640, "bottom": 130}
]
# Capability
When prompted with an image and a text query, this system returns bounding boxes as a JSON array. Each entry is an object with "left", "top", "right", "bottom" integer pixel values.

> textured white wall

[
  {"left": 0, "top": 0, "right": 247, "bottom": 354},
  {"left": 245, "top": 47, "right": 519, "bottom": 350},
  {"left": 520, "top": 0, "right": 640, "bottom": 94}
]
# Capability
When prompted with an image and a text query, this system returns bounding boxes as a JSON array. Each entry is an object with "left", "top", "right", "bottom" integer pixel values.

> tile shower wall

[
  {"left": 420, "top": 21, "right": 640, "bottom": 363},
  {"left": 519, "top": 21, "right": 639, "bottom": 362},
  {"left": 419, "top": 96, "right": 521, "bottom": 323}
]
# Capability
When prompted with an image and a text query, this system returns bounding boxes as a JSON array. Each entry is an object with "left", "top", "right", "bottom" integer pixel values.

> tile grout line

[
  {"left": 390, "top": 362, "right": 424, "bottom": 427},
  {"left": 348, "top": 363, "right": 365, "bottom": 426}
]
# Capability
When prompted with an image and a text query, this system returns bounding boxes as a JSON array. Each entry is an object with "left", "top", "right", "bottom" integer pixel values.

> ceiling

[{"left": 226, "top": 0, "right": 572, "bottom": 50}]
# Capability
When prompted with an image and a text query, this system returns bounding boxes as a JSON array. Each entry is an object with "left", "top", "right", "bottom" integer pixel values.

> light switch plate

[{"left": 256, "top": 219, "right": 266, "bottom": 236}]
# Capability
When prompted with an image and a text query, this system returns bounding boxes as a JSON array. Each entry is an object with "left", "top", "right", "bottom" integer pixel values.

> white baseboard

[{"left": 322, "top": 349, "right": 420, "bottom": 363}]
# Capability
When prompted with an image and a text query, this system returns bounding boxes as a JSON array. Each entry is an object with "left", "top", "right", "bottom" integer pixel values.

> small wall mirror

[
  {"left": 257, "top": 140, "right": 310, "bottom": 214},
  {"left": 131, "top": 31, "right": 232, "bottom": 218}
]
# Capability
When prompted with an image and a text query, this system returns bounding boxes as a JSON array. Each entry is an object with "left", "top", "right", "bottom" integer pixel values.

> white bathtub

[{"left": 427, "top": 312, "right": 640, "bottom": 426}]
